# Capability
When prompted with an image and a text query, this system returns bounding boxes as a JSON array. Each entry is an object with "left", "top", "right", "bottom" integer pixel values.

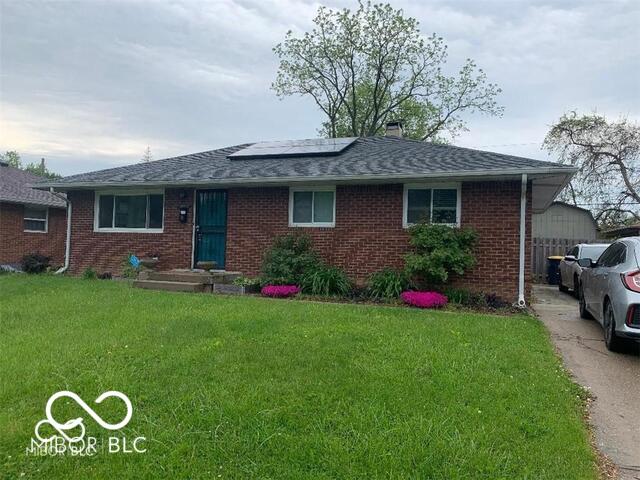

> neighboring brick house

[
  {"left": 37, "top": 128, "right": 576, "bottom": 303},
  {"left": 0, "top": 162, "right": 67, "bottom": 267}
]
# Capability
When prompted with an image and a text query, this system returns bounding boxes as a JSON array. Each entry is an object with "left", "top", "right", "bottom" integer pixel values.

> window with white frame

[
  {"left": 24, "top": 206, "right": 48, "bottom": 232},
  {"left": 289, "top": 187, "right": 335, "bottom": 227},
  {"left": 95, "top": 191, "right": 164, "bottom": 231},
  {"left": 404, "top": 184, "right": 460, "bottom": 227}
]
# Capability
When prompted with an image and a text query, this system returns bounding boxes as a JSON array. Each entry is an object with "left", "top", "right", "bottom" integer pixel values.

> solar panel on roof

[{"left": 228, "top": 137, "right": 358, "bottom": 159}]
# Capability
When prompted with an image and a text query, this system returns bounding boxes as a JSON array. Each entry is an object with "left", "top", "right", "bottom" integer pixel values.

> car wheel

[
  {"left": 558, "top": 272, "right": 568, "bottom": 292},
  {"left": 579, "top": 286, "right": 592, "bottom": 319},
  {"left": 603, "top": 300, "right": 624, "bottom": 352},
  {"left": 573, "top": 275, "right": 580, "bottom": 298}
]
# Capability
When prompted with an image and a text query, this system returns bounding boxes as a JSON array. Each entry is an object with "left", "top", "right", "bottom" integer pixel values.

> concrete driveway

[{"left": 533, "top": 285, "right": 640, "bottom": 479}]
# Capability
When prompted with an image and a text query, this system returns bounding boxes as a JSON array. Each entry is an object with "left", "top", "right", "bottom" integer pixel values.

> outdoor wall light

[{"left": 179, "top": 206, "right": 189, "bottom": 223}]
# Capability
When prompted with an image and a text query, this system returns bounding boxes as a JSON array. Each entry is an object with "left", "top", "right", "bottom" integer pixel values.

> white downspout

[
  {"left": 54, "top": 192, "right": 72, "bottom": 274},
  {"left": 517, "top": 174, "right": 527, "bottom": 307}
]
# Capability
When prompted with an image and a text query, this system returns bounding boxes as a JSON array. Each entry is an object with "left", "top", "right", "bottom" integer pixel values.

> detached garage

[
  {"left": 533, "top": 201, "right": 599, "bottom": 241},
  {"left": 531, "top": 201, "right": 603, "bottom": 281}
]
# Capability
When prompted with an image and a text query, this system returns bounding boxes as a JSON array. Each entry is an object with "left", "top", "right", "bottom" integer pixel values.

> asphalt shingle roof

[
  {"left": 39, "top": 136, "right": 573, "bottom": 188},
  {"left": 0, "top": 163, "right": 66, "bottom": 207}
]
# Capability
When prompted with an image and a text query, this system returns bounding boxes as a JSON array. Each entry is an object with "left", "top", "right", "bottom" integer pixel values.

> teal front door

[{"left": 195, "top": 190, "right": 227, "bottom": 269}]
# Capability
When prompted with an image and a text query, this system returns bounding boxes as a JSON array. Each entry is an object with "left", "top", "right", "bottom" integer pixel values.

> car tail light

[
  {"left": 621, "top": 270, "right": 640, "bottom": 293},
  {"left": 625, "top": 305, "right": 640, "bottom": 327}
]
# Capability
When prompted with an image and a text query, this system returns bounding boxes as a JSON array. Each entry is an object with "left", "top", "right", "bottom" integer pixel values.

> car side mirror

[
  {"left": 577, "top": 258, "right": 594, "bottom": 268},
  {"left": 564, "top": 255, "right": 576, "bottom": 262}
]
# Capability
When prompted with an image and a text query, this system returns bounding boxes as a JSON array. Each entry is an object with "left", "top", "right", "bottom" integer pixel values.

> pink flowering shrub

[
  {"left": 400, "top": 291, "right": 448, "bottom": 309},
  {"left": 261, "top": 285, "right": 301, "bottom": 298}
]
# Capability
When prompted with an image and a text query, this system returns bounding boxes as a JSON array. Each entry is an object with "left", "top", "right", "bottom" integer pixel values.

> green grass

[{"left": 0, "top": 275, "right": 597, "bottom": 479}]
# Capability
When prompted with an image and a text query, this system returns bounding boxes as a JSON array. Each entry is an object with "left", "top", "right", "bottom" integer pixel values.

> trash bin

[{"left": 547, "top": 256, "right": 564, "bottom": 285}]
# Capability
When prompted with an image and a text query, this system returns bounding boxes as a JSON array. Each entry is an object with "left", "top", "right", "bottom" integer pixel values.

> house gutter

[
  {"left": 32, "top": 166, "right": 578, "bottom": 190},
  {"left": 517, "top": 174, "right": 528, "bottom": 308}
]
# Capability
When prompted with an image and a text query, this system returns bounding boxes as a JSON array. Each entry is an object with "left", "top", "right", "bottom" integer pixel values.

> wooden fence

[{"left": 531, "top": 237, "right": 588, "bottom": 283}]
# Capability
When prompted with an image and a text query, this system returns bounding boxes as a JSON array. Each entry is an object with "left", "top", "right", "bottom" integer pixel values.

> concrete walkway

[{"left": 533, "top": 285, "right": 640, "bottom": 479}]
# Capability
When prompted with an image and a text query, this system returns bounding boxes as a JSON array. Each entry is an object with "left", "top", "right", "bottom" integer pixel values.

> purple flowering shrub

[
  {"left": 261, "top": 285, "right": 301, "bottom": 298},
  {"left": 400, "top": 291, "right": 448, "bottom": 309}
]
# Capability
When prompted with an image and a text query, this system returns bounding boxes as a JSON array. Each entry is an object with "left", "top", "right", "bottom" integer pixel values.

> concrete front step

[
  {"left": 133, "top": 279, "right": 206, "bottom": 293},
  {"left": 147, "top": 270, "right": 242, "bottom": 284}
]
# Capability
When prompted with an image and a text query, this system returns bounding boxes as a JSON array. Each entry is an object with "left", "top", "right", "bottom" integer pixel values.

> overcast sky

[{"left": 1, "top": 0, "right": 638, "bottom": 176}]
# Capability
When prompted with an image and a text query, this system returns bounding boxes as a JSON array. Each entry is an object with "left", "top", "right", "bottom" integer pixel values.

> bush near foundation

[
  {"left": 21, "top": 253, "right": 51, "bottom": 274},
  {"left": 261, "top": 234, "right": 321, "bottom": 286},
  {"left": 405, "top": 224, "right": 477, "bottom": 285},
  {"left": 261, "top": 285, "right": 301, "bottom": 298},
  {"left": 401, "top": 291, "right": 448, "bottom": 309}
]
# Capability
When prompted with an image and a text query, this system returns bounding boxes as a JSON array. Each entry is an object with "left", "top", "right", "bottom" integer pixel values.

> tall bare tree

[
  {"left": 272, "top": 2, "right": 503, "bottom": 141},
  {"left": 543, "top": 112, "right": 640, "bottom": 227}
]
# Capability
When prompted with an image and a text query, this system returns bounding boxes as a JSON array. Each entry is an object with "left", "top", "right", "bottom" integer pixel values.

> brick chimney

[{"left": 385, "top": 121, "right": 403, "bottom": 138}]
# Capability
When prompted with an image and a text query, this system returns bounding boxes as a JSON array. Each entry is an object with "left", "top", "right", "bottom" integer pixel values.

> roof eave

[
  {"left": 0, "top": 198, "right": 67, "bottom": 209},
  {"left": 36, "top": 166, "right": 578, "bottom": 191}
]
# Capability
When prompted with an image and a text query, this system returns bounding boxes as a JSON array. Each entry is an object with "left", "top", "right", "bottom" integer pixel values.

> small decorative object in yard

[
  {"left": 0, "top": 264, "right": 22, "bottom": 273},
  {"left": 261, "top": 285, "right": 301, "bottom": 298},
  {"left": 121, "top": 254, "right": 141, "bottom": 279},
  {"left": 400, "top": 291, "right": 448, "bottom": 309},
  {"left": 214, "top": 283, "right": 259, "bottom": 295},
  {"left": 139, "top": 257, "right": 159, "bottom": 270},
  {"left": 196, "top": 261, "right": 217, "bottom": 271},
  {"left": 219, "top": 276, "right": 262, "bottom": 295}
]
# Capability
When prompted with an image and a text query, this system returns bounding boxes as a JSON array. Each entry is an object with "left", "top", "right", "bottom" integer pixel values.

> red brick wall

[
  {"left": 226, "top": 181, "right": 532, "bottom": 301},
  {"left": 452, "top": 181, "right": 533, "bottom": 299},
  {"left": 66, "top": 189, "right": 194, "bottom": 275},
  {"left": 226, "top": 184, "right": 408, "bottom": 279},
  {"left": 0, "top": 202, "right": 66, "bottom": 265},
  {"left": 65, "top": 181, "right": 532, "bottom": 301}
]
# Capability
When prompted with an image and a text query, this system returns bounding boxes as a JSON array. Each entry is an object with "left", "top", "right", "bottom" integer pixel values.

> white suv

[{"left": 559, "top": 243, "right": 609, "bottom": 296}]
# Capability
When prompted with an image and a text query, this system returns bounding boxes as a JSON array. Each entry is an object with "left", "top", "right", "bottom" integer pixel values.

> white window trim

[
  {"left": 403, "top": 182, "right": 461, "bottom": 228},
  {"left": 289, "top": 186, "right": 336, "bottom": 228},
  {"left": 24, "top": 206, "right": 49, "bottom": 233},
  {"left": 94, "top": 189, "right": 165, "bottom": 233}
]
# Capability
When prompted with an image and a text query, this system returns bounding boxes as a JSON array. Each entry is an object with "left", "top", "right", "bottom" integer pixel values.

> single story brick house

[
  {"left": 37, "top": 128, "right": 576, "bottom": 304},
  {"left": 0, "top": 161, "right": 67, "bottom": 267}
]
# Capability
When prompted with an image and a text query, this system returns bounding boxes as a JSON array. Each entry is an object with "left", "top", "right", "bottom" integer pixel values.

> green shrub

[
  {"left": 261, "top": 234, "right": 321, "bottom": 285},
  {"left": 82, "top": 267, "right": 98, "bottom": 280},
  {"left": 232, "top": 276, "right": 261, "bottom": 287},
  {"left": 485, "top": 293, "right": 509, "bottom": 309},
  {"left": 442, "top": 287, "right": 486, "bottom": 308},
  {"left": 302, "top": 264, "right": 352, "bottom": 296},
  {"left": 21, "top": 253, "right": 51, "bottom": 274},
  {"left": 441, "top": 287, "right": 509, "bottom": 310},
  {"left": 404, "top": 224, "right": 477, "bottom": 285},
  {"left": 367, "top": 268, "right": 412, "bottom": 300},
  {"left": 346, "top": 285, "right": 369, "bottom": 302}
]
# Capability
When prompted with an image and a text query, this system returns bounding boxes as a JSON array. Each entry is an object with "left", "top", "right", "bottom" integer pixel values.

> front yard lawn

[{"left": 0, "top": 275, "right": 597, "bottom": 479}]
